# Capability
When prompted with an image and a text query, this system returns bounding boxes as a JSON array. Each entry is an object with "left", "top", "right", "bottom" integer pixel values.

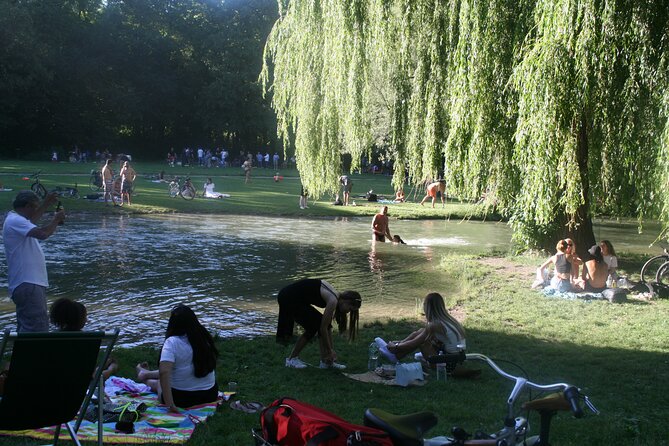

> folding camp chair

[{"left": 0, "top": 328, "right": 119, "bottom": 446}]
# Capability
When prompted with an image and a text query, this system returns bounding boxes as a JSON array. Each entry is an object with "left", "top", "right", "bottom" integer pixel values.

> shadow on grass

[{"left": 206, "top": 320, "right": 667, "bottom": 446}]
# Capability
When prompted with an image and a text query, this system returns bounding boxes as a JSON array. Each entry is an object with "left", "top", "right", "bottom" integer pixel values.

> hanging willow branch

[{"left": 261, "top": 0, "right": 669, "bottom": 247}]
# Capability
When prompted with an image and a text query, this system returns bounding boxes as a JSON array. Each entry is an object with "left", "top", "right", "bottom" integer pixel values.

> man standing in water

[
  {"left": 3, "top": 191, "right": 65, "bottom": 332},
  {"left": 371, "top": 205, "right": 392, "bottom": 242}
]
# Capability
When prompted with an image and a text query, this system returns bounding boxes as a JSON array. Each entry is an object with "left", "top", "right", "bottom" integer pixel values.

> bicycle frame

[{"left": 365, "top": 353, "right": 598, "bottom": 446}]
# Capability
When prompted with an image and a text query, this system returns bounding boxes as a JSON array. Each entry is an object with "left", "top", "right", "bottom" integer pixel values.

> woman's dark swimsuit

[{"left": 276, "top": 279, "right": 333, "bottom": 344}]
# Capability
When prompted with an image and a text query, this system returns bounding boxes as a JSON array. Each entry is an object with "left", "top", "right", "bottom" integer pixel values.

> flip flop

[{"left": 229, "top": 400, "right": 265, "bottom": 414}]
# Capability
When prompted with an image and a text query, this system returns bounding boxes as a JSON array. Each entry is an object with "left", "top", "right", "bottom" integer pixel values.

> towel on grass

[
  {"left": 0, "top": 376, "right": 221, "bottom": 444},
  {"left": 541, "top": 287, "right": 606, "bottom": 301},
  {"left": 344, "top": 371, "right": 426, "bottom": 387}
]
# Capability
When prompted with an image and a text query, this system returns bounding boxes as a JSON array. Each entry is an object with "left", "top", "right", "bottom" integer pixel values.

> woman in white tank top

[{"left": 375, "top": 293, "right": 480, "bottom": 378}]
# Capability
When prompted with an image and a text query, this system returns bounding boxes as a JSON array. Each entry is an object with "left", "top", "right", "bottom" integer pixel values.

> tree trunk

[{"left": 557, "top": 114, "right": 596, "bottom": 259}]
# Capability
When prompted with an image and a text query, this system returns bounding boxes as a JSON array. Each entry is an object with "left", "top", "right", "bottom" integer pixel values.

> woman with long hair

[
  {"left": 599, "top": 240, "right": 618, "bottom": 279},
  {"left": 136, "top": 304, "right": 218, "bottom": 412},
  {"left": 276, "top": 279, "right": 361, "bottom": 370},
  {"left": 375, "top": 293, "right": 479, "bottom": 378}
]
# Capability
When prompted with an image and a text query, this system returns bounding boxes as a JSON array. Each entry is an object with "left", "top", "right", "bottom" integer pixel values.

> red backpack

[{"left": 256, "top": 397, "right": 393, "bottom": 446}]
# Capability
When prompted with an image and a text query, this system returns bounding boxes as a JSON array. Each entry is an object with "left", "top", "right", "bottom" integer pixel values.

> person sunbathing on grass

[
  {"left": 135, "top": 304, "right": 218, "bottom": 413},
  {"left": 375, "top": 292, "right": 480, "bottom": 379}
]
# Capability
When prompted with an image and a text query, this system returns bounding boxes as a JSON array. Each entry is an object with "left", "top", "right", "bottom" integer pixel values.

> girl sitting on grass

[
  {"left": 136, "top": 304, "right": 218, "bottom": 412},
  {"left": 375, "top": 292, "right": 480, "bottom": 378}
]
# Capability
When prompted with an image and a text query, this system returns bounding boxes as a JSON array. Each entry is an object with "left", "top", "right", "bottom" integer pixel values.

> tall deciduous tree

[{"left": 262, "top": 0, "right": 669, "bottom": 250}]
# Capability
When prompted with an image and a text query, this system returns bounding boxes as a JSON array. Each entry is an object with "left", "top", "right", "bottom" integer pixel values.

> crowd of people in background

[{"left": 166, "top": 147, "right": 293, "bottom": 170}]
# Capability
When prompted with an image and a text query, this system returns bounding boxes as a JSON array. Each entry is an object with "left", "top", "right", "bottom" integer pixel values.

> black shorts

[
  {"left": 276, "top": 293, "right": 323, "bottom": 343},
  {"left": 162, "top": 383, "right": 218, "bottom": 408}
]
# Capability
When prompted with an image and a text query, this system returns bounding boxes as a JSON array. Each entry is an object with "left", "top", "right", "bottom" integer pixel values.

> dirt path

[{"left": 478, "top": 256, "right": 535, "bottom": 282}]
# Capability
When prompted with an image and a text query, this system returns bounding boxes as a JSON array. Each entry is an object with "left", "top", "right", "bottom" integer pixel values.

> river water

[{"left": 0, "top": 214, "right": 659, "bottom": 347}]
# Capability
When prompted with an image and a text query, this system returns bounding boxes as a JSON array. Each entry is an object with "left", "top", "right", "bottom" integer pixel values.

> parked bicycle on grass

[
  {"left": 640, "top": 244, "right": 669, "bottom": 286},
  {"left": 30, "top": 170, "right": 47, "bottom": 198},
  {"left": 89, "top": 169, "right": 103, "bottom": 191},
  {"left": 168, "top": 176, "right": 196, "bottom": 200},
  {"left": 363, "top": 353, "right": 598, "bottom": 446},
  {"left": 31, "top": 170, "right": 79, "bottom": 199}
]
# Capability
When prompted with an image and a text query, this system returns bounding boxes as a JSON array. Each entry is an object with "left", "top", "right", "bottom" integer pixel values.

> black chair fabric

[{"left": 0, "top": 332, "right": 103, "bottom": 430}]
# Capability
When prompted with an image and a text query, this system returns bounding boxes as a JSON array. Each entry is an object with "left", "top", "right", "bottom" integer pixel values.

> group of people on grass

[
  {"left": 2, "top": 185, "right": 474, "bottom": 416},
  {"left": 536, "top": 238, "right": 618, "bottom": 293},
  {"left": 276, "top": 279, "right": 479, "bottom": 377}
]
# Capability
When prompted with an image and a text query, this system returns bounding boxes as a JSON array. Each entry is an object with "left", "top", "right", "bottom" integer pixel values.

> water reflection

[{"left": 0, "top": 214, "right": 654, "bottom": 347}]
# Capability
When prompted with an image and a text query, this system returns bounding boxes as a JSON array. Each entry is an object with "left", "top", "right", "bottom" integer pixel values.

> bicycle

[
  {"left": 89, "top": 169, "right": 103, "bottom": 191},
  {"left": 30, "top": 171, "right": 47, "bottom": 199},
  {"left": 52, "top": 183, "right": 80, "bottom": 199},
  {"left": 168, "top": 176, "right": 196, "bottom": 200},
  {"left": 363, "top": 353, "right": 598, "bottom": 446},
  {"left": 639, "top": 246, "right": 669, "bottom": 285}
]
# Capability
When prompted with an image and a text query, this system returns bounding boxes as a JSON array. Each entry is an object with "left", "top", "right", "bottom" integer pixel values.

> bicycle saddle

[
  {"left": 522, "top": 392, "right": 571, "bottom": 412},
  {"left": 364, "top": 408, "right": 437, "bottom": 446}
]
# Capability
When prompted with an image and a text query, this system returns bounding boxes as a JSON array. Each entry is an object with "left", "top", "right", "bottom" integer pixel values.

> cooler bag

[{"left": 255, "top": 397, "right": 393, "bottom": 446}]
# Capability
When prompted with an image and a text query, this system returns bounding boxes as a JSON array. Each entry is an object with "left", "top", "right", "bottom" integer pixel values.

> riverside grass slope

[
  {"left": 0, "top": 161, "right": 489, "bottom": 221},
  {"left": 0, "top": 161, "right": 667, "bottom": 445}
]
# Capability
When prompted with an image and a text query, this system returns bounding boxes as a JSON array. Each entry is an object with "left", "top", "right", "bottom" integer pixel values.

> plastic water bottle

[
  {"left": 606, "top": 274, "right": 613, "bottom": 288},
  {"left": 435, "top": 351, "right": 447, "bottom": 381},
  {"left": 368, "top": 342, "right": 379, "bottom": 371}
]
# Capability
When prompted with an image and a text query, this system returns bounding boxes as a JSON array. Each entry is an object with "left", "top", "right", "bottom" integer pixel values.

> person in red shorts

[{"left": 419, "top": 180, "right": 446, "bottom": 208}]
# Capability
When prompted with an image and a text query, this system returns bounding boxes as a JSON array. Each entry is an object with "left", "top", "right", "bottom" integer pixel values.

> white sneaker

[
  {"left": 319, "top": 361, "right": 347, "bottom": 370},
  {"left": 285, "top": 357, "right": 308, "bottom": 369}
]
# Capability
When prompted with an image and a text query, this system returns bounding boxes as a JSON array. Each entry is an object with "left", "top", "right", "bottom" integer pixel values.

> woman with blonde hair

[{"left": 375, "top": 293, "right": 479, "bottom": 378}]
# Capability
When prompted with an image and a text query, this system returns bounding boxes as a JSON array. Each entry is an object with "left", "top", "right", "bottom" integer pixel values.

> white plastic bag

[{"left": 395, "top": 362, "right": 424, "bottom": 387}]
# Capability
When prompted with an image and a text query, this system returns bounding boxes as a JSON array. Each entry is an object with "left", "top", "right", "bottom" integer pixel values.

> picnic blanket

[
  {"left": 0, "top": 377, "right": 222, "bottom": 444},
  {"left": 541, "top": 287, "right": 607, "bottom": 301},
  {"left": 344, "top": 371, "right": 426, "bottom": 387}
]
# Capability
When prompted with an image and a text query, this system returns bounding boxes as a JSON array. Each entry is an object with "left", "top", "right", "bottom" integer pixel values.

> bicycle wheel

[
  {"left": 169, "top": 182, "right": 179, "bottom": 198},
  {"left": 640, "top": 255, "right": 669, "bottom": 283},
  {"left": 89, "top": 175, "right": 101, "bottom": 191},
  {"left": 656, "top": 261, "right": 669, "bottom": 286},
  {"left": 31, "top": 182, "right": 47, "bottom": 199},
  {"left": 181, "top": 185, "right": 196, "bottom": 200}
]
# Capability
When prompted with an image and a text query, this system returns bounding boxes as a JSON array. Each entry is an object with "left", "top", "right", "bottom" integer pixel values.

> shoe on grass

[
  {"left": 375, "top": 337, "right": 399, "bottom": 363},
  {"left": 285, "top": 357, "right": 308, "bottom": 369},
  {"left": 378, "top": 345, "right": 398, "bottom": 363},
  {"left": 319, "top": 360, "right": 347, "bottom": 370}
]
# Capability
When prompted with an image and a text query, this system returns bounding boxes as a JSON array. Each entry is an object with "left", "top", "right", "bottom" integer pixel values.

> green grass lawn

[
  {"left": 0, "top": 160, "right": 489, "bottom": 221},
  {"left": 1, "top": 161, "right": 667, "bottom": 445}
]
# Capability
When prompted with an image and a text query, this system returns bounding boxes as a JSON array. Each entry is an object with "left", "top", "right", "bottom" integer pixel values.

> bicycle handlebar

[
  {"left": 465, "top": 353, "right": 596, "bottom": 418},
  {"left": 563, "top": 386, "right": 584, "bottom": 418}
]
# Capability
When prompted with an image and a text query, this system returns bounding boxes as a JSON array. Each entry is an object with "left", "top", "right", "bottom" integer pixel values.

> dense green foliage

[
  {"left": 262, "top": 0, "right": 669, "bottom": 249},
  {"left": 0, "top": 0, "right": 278, "bottom": 158}
]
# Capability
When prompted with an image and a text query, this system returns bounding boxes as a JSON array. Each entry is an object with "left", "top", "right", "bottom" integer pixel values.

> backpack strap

[
  {"left": 306, "top": 426, "right": 339, "bottom": 446},
  {"left": 262, "top": 405, "right": 287, "bottom": 445}
]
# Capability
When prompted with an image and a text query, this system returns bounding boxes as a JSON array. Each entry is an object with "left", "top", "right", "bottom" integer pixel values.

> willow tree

[{"left": 262, "top": 0, "right": 669, "bottom": 250}]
